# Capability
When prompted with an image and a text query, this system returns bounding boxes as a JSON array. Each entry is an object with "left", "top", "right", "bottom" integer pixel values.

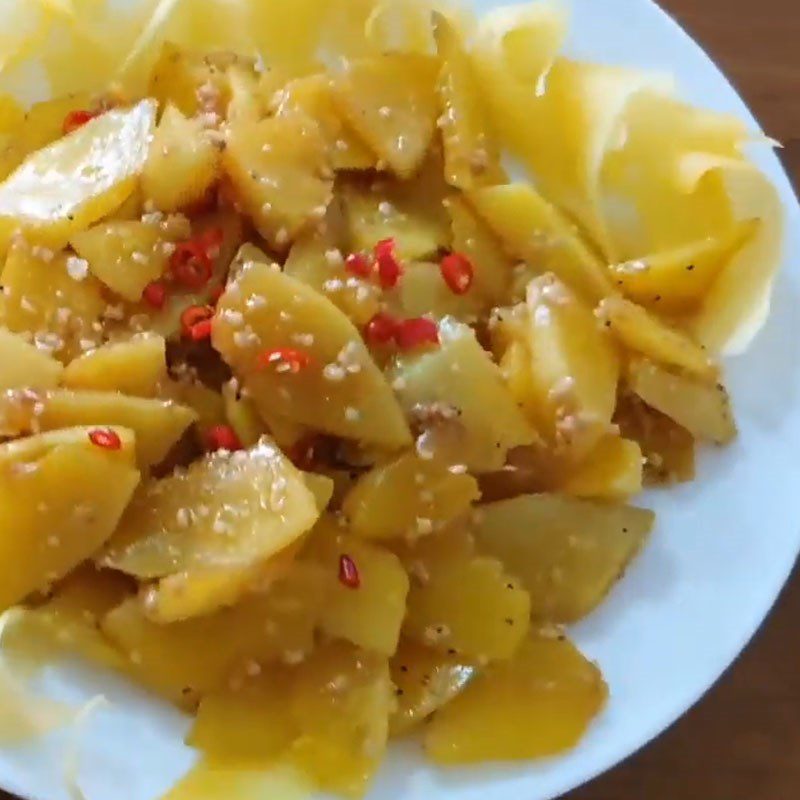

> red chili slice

[
  {"left": 170, "top": 227, "right": 224, "bottom": 290},
  {"left": 364, "top": 312, "right": 400, "bottom": 345},
  {"left": 142, "top": 281, "right": 168, "bottom": 309},
  {"left": 345, "top": 252, "right": 372, "bottom": 278},
  {"left": 338, "top": 554, "right": 361, "bottom": 589},
  {"left": 170, "top": 236, "right": 218, "bottom": 290},
  {"left": 88, "top": 428, "right": 122, "bottom": 451},
  {"left": 395, "top": 317, "right": 440, "bottom": 350},
  {"left": 63, "top": 109, "right": 99, "bottom": 135},
  {"left": 257, "top": 348, "right": 312, "bottom": 374},
  {"left": 440, "top": 252, "right": 475, "bottom": 295},
  {"left": 181, "top": 305, "right": 215, "bottom": 341},
  {"left": 189, "top": 319, "right": 213, "bottom": 342},
  {"left": 170, "top": 241, "right": 213, "bottom": 289},
  {"left": 374, "top": 238, "right": 402, "bottom": 289},
  {"left": 205, "top": 424, "right": 243, "bottom": 453}
]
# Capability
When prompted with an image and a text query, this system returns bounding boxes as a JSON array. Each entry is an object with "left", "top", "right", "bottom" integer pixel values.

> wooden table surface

[{"left": 569, "top": 0, "right": 800, "bottom": 797}]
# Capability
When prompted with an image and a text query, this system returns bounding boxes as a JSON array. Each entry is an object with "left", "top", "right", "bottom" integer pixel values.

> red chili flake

[
  {"left": 170, "top": 236, "right": 217, "bottom": 290},
  {"left": 63, "top": 109, "right": 99, "bottom": 135},
  {"left": 181, "top": 305, "right": 215, "bottom": 341},
  {"left": 345, "top": 252, "right": 372, "bottom": 278},
  {"left": 364, "top": 312, "right": 400, "bottom": 345},
  {"left": 440, "top": 252, "right": 474, "bottom": 295},
  {"left": 374, "top": 238, "right": 402, "bottom": 289},
  {"left": 142, "top": 280, "right": 168, "bottom": 309},
  {"left": 257, "top": 348, "right": 312, "bottom": 374},
  {"left": 189, "top": 319, "right": 213, "bottom": 342},
  {"left": 338, "top": 554, "right": 361, "bottom": 589},
  {"left": 171, "top": 241, "right": 213, "bottom": 289},
  {"left": 88, "top": 428, "right": 122, "bottom": 451},
  {"left": 205, "top": 424, "right": 243, "bottom": 453},
  {"left": 395, "top": 317, "right": 439, "bottom": 350}
]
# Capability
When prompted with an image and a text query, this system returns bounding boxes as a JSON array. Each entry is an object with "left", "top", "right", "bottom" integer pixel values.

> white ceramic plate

[{"left": 1, "top": 1, "right": 799, "bottom": 799}]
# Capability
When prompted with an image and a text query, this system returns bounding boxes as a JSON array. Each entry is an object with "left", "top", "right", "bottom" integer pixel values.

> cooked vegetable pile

[{"left": 0, "top": 0, "right": 781, "bottom": 796}]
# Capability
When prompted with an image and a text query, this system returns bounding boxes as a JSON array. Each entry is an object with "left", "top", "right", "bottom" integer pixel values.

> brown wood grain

[
  {"left": 569, "top": 0, "right": 800, "bottom": 797},
  {"left": 662, "top": 0, "right": 800, "bottom": 182}
]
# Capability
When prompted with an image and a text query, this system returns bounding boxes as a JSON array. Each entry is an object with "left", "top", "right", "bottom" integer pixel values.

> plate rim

[{"left": 558, "top": 1, "right": 800, "bottom": 794}]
